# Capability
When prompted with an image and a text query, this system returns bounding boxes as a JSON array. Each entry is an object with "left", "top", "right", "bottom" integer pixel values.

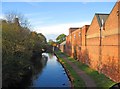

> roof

[
  {"left": 95, "top": 13, "right": 109, "bottom": 27},
  {"left": 69, "top": 27, "right": 80, "bottom": 34},
  {"left": 60, "top": 41, "right": 66, "bottom": 46},
  {"left": 69, "top": 27, "right": 79, "bottom": 29}
]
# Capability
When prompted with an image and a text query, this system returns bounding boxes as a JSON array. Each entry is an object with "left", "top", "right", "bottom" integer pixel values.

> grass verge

[
  {"left": 55, "top": 51, "right": 86, "bottom": 89},
  {"left": 55, "top": 51, "right": 116, "bottom": 89}
]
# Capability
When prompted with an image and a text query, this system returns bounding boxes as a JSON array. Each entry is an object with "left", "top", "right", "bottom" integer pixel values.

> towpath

[{"left": 59, "top": 53, "right": 97, "bottom": 88}]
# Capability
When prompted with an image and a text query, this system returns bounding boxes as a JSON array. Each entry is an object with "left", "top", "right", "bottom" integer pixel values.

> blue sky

[{"left": 2, "top": 2, "right": 116, "bottom": 41}]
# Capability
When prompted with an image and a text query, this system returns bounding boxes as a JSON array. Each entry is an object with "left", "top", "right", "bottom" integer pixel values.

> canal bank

[
  {"left": 55, "top": 51, "right": 116, "bottom": 89},
  {"left": 54, "top": 53, "right": 73, "bottom": 88},
  {"left": 55, "top": 51, "right": 86, "bottom": 89}
]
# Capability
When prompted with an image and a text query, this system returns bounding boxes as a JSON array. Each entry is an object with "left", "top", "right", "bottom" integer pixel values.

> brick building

[
  {"left": 66, "top": 26, "right": 89, "bottom": 60},
  {"left": 64, "top": 1, "right": 120, "bottom": 82},
  {"left": 80, "top": 25, "right": 90, "bottom": 63},
  {"left": 71, "top": 28, "right": 81, "bottom": 59},
  {"left": 86, "top": 13, "right": 109, "bottom": 70},
  {"left": 100, "top": 1, "right": 120, "bottom": 82},
  {"left": 66, "top": 28, "right": 79, "bottom": 57},
  {"left": 86, "top": 1, "right": 120, "bottom": 82},
  {"left": 59, "top": 41, "right": 66, "bottom": 52}
]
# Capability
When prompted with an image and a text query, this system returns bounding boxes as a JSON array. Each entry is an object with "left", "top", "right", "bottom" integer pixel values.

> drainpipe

[
  {"left": 70, "top": 34, "right": 73, "bottom": 57},
  {"left": 100, "top": 28, "right": 102, "bottom": 46},
  {"left": 99, "top": 26, "right": 102, "bottom": 73}
]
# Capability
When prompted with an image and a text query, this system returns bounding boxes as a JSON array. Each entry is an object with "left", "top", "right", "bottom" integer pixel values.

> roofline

[
  {"left": 69, "top": 27, "right": 79, "bottom": 29},
  {"left": 82, "top": 25, "right": 90, "bottom": 28},
  {"left": 88, "top": 13, "right": 109, "bottom": 28},
  {"left": 95, "top": 13, "right": 109, "bottom": 15},
  {"left": 109, "top": 1, "right": 118, "bottom": 16},
  {"left": 105, "top": 1, "right": 118, "bottom": 24}
]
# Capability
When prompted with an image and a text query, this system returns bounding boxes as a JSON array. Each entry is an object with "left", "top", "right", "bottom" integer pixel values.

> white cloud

[
  {"left": 28, "top": 17, "right": 53, "bottom": 26},
  {"left": 0, "top": 16, "right": 3, "bottom": 19},
  {"left": 0, "top": 14, "right": 5, "bottom": 19},
  {"left": 33, "top": 21, "right": 90, "bottom": 40}
]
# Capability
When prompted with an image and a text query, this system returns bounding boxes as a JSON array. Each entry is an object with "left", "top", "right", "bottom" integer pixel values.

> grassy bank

[
  {"left": 55, "top": 51, "right": 86, "bottom": 89},
  {"left": 55, "top": 51, "right": 116, "bottom": 89},
  {"left": 72, "top": 59, "right": 116, "bottom": 88}
]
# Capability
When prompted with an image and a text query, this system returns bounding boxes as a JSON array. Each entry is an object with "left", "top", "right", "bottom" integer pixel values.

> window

[
  {"left": 79, "top": 32, "right": 81, "bottom": 37},
  {"left": 74, "top": 34, "right": 76, "bottom": 39},
  {"left": 102, "top": 19, "right": 104, "bottom": 26}
]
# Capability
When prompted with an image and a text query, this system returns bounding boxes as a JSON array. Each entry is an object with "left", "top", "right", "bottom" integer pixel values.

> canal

[{"left": 29, "top": 53, "right": 71, "bottom": 88}]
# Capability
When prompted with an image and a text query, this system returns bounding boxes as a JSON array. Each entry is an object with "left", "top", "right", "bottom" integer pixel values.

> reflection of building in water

[
  {"left": 48, "top": 53, "right": 54, "bottom": 59},
  {"left": 42, "top": 55, "right": 48, "bottom": 67},
  {"left": 32, "top": 55, "right": 48, "bottom": 80}
]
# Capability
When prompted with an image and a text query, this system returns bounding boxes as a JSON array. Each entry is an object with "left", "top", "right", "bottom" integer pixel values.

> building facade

[
  {"left": 66, "top": 28, "right": 79, "bottom": 57},
  {"left": 59, "top": 41, "right": 66, "bottom": 53},
  {"left": 64, "top": 1, "right": 120, "bottom": 82}
]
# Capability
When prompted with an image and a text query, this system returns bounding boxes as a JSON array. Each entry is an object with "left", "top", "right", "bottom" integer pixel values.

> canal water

[{"left": 29, "top": 53, "right": 71, "bottom": 88}]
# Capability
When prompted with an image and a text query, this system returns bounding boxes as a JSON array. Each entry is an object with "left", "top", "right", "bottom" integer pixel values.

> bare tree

[{"left": 5, "top": 11, "right": 31, "bottom": 28}]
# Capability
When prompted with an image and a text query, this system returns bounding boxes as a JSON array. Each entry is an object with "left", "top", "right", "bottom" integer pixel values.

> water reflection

[
  {"left": 30, "top": 53, "right": 71, "bottom": 88},
  {"left": 31, "top": 54, "right": 48, "bottom": 80}
]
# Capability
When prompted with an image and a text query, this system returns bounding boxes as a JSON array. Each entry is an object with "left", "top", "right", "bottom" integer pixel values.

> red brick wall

[
  {"left": 80, "top": 25, "right": 89, "bottom": 62},
  {"left": 66, "top": 28, "right": 80, "bottom": 57},
  {"left": 100, "top": 46, "right": 119, "bottom": 82},
  {"left": 66, "top": 35, "right": 72, "bottom": 56},
  {"left": 118, "top": 0, "right": 120, "bottom": 81},
  {"left": 81, "top": 25, "right": 89, "bottom": 46},
  {"left": 87, "top": 16, "right": 100, "bottom": 35},
  {"left": 87, "top": 15, "right": 100, "bottom": 46},
  {"left": 86, "top": 46, "right": 100, "bottom": 70},
  {"left": 105, "top": 3, "right": 118, "bottom": 32},
  {"left": 65, "top": 1, "right": 120, "bottom": 82},
  {"left": 103, "top": 2, "right": 119, "bottom": 45},
  {"left": 100, "top": 2, "right": 120, "bottom": 82},
  {"left": 71, "top": 28, "right": 82, "bottom": 58},
  {"left": 118, "top": 1, "right": 120, "bottom": 32},
  {"left": 69, "top": 28, "right": 78, "bottom": 34},
  {"left": 84, "top": 1, "right": 120, "bottom": 82},
  {"left": 84, "top": 15, "right": 101, "bottom": 70}
]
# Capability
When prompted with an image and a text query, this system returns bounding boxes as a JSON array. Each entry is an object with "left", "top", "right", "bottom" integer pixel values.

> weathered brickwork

[
  {"left": 63, "top": 1, "right": 120, "bottom": 82},
  {"left": 66, "top": 28, "right": 79, "bottom": 57},
  {"left": 80, "top": 25, "right": 90, "bottom": 62},
  {"left": 66, "top": 35, "right": 72, "bottom": 56},
  {"left": 118, "top": 0, "right": 120, "bottom": 82},
  {"left": 71, "top": 28, "right": 82, "bottom": 58},
  {"left": 81, "top": 25, "right": 90, "bottom": 46},
  {"left": 100, "top": 1, "right": 119, "bottom": 82}
]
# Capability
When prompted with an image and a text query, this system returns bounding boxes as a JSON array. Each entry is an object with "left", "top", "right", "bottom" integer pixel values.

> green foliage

[
  {"left": 59, "top": 51, "right": 116, "bottom": 88},
  {"left": 48, "top": 39, "right": 55, "bottom": 45},
  {"left": 2, "top": 19, "right": 47, "bottom": 88},
  {"left": 56, "top": 34, "right": 66, "bottom": 44},
  {"left": 55, "top": 51, "right": 116, "bottom": 88},
  {"left": 74, "top": 62, "right": 116, "bottom": 89},
  {"left": 55, "top": 51, "right": 86, "bottom": 88}
]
